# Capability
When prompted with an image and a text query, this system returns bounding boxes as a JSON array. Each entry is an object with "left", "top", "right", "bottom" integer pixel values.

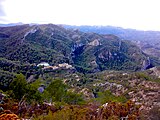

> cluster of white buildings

[{"left": 37, "top": 62, "right": 74, "bottom": 71}]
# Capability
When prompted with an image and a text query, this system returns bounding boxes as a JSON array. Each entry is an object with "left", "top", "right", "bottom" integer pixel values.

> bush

[
  {"left": 64, "top": 91, "right": 85, "bottom": 105},
  {"left": 96, "top": 90, "right": 127, "bottom": 104},
  {"left": 46, "top": 79, "right": 67, "bottom": 102},
  {"left": 9, "top": 73, "right": 27, "bottom": 100}
]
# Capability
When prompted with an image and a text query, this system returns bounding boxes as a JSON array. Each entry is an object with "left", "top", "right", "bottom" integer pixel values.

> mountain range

[
  {"left": 64, "top": 25, "right": 160, "bottom": 58},
  {"left": 0, "top": 24, "right": 160, "bottom": 119},
  {"left": 0, "top": 24, "right": 159, "bottom": 74}
]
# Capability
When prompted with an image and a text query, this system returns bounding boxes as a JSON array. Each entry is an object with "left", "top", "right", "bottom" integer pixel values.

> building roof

[{"left": 37, "top": 62, "right": 50, "bottom": 67}]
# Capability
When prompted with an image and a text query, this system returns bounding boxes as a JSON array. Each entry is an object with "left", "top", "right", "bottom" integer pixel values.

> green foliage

[
  {"left": 32, "top": 106, "right": 90, "bottom": 120},
  {"left": 32, "top": 110, "right": 54, "bottom": 120},
  {"left": 0, "top": 70, "right": 14, "bottom": 90},
  {"left": 96, "top": 90, "right": 127, "bottom": 104},
  {"left": 9, "top": 73, "right": 42, "bottom": 102},
  {"left": 151, "top": 78, "right": 160, "bottom": 83},
  {"left": 45, "top": 79, "right": 85, "bottom": 105},
  {"left": 26, "top": 80, "right": 43, "bottom": 103},
  {"left": 64, "top": 91, "right": 85, "bottom": 105},
  {"left": 8, "top": 74, "right": 85, "bottom": 105},
  {"left": 46, "top": 79, "right": 67, "bottom": 102},
  {"left": 41, "top": 90, "right": 50, "bottom": 101},
  {"left": 9, "top": 73, "right": 27, "bottom": 100},
  {"left": 135, "top": 72, "right": 151, "bottom": 80}
]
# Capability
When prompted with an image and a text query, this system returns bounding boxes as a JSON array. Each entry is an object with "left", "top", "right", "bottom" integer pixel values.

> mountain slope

[
  {"left": 0, "top": 24, "right": 159, "bottom": 120},
  {"left": 64, "top": 25, "right": 160, "bottom": 58},
  {"left": 0, "top": 24, "right": 158, "bottom": 74}
]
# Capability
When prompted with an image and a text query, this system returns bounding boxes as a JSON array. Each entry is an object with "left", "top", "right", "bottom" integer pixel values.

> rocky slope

[{"left": 65, "top": 25, "right": 160, "bottom": 59}]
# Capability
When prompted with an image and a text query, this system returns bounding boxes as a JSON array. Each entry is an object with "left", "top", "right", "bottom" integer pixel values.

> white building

[{"left": 37, "top": 62, "right": 50, "bottom": 67}]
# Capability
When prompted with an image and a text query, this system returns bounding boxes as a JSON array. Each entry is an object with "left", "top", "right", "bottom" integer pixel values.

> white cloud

[{"left": 2, "top": 0, "right": 160, "bottom": 30}]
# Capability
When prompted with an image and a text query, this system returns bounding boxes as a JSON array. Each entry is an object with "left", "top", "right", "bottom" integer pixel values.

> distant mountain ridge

[
  {"left": 64, "top": 25, "right": 160, "bottom": 58},
  {"left": 64, "top": 25, "right": 160, "bottom": 43},
  {"left": 0, "top": 22, "right": 24, "bottom": 27}
]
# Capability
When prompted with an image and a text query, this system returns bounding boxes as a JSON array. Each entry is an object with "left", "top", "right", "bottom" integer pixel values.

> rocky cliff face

[{"left": 141, "top": 57, "right": 152, "bottom": 70}]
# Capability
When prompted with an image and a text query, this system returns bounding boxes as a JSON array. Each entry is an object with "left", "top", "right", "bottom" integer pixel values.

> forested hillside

[{"left": 0, "top": 24, "right": 160, "bottom": 120}]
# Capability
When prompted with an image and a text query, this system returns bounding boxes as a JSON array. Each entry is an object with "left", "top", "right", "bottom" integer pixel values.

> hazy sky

[{"left": 0, "top": 0, "right": 160, "bottom": 30}]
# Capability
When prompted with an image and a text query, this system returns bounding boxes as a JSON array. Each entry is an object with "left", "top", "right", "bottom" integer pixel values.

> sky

[{"left": 0, "top": 0, "right": 160, "bottom": 30}]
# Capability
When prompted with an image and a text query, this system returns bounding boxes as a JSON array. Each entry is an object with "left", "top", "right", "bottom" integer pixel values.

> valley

[{"left": 0, "top": 24, "right": 160, "bottom": 120}]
